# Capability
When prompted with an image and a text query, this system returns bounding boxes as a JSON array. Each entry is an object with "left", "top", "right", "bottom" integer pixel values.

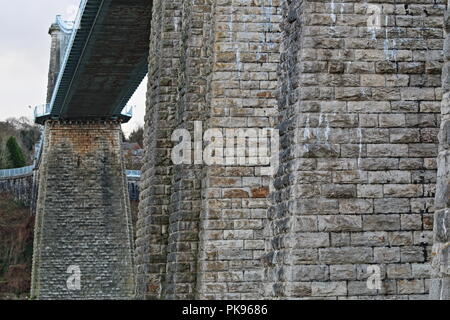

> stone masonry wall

[
  {"left": 136, "top": 0, "right": 281, "bottom": 299},
  {"left": 31, "top": 121, "right": 135, "bottom": 299},
  {"left": 137, "top": 0, "right": 448, "bottom": 300},
  {"left": 135, "top": 0, "right": 182, "bottom": 299},
  {"left": 162, "top": 0, "right": 212, "bottom": 299},
  {"left": 266, "top": 0, "right": 444, "bottom": 299},
  {"left": 197, "top": 0, "right": 281, "bottom": 299},
  {"left": 47, "top": 23, "right": 70, "bottom": 104},
  {"left": 0, "top": 170, "right": 138, "bottom": 210},
  {"left": 431, "top": 0, "right": 450, "bottom": 300}
]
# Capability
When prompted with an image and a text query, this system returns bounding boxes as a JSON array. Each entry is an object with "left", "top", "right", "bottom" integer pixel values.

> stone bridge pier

[
  {"left": 31, "top": 121, "right": 135, "bottom": 299},
  {"left": 431, "top": 2, "right": 450, "bottom": 300},
  {"left": 135, "top": 0, "right": 281, "bottom": 300},
  {"left": 136, "top": 0, "right": 450, "bottom": 300},
  {"left": 29, "top": 2, "right": 148, "bottom": 299}
]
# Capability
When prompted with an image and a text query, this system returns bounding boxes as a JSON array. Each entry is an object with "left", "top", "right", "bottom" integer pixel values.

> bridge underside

[{"left": 37, "top": 0, "right": 152, "bottom": 124}]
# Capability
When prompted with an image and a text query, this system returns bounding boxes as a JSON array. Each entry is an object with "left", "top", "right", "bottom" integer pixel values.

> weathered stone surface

[
  {"left": 431, "top": 5, "right": 450, "bottom": 301},
  {"left": 46, "top": 22, "right": 70, "bottom": 104},
  {"left": 330, "top": 265, "right": 356, "bottom": 281},
  {"left": 136, "top": 0, "right": 280, "bottom": 300},
  {"left": 133, "top": 0, "right": 446, "bottom": 300},
  {"left": 319, "top": 248, "right": 373, "bottom": 264},
  {"left": 31, "top": 122, "right": 135, "bottom": 299},
  {"left": 311, "top": 282, "right": 347, "bottom": 297},
  {"left": 264, "top": 0, "right": 442, "bottom": 300}
]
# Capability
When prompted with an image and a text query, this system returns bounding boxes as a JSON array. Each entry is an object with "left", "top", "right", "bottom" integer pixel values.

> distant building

[{"left": 122, "top": 142, "right": 143, "bottom": 170}]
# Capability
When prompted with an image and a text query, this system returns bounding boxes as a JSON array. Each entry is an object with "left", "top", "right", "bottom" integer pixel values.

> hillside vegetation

[
  {"left": 0, "top": 193, "right": 33, "bottom": 299},
  {"left": 0, "top": 117, "right": 41, "bottom": 169}
]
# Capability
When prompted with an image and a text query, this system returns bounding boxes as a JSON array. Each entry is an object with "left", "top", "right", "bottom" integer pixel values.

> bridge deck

[{"left": 37, "top": 0, "right": 152, "bottom": 124}]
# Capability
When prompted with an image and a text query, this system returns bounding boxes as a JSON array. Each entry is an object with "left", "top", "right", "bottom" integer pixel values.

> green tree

[
  {"left": 0, "top": 137, "right": 7, "bottom": 169},
  {"left": 6, "top": 117, "right": 40, "bottom": 153},
  {"left": 0, "top": 118, "right": 41, "bottom": 168},
  {"left": 6, "top": 136, "right": 26, "bottom": 168}
]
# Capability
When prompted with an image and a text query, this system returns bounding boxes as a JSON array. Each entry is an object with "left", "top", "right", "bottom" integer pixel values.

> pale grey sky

[{"left": 0, "top": 0, "right": 146, "bottom": 135}]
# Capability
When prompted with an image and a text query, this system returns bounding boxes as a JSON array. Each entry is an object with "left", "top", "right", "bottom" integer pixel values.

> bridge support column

[
  {"left": 134, "top": 0, "right": 182, "bottom": 300},
  {"left": 136, "top": 0, "right": 281, "bottom": 300},
  {"left": 31, "top": 121, "right": 135, "bottom": 300},
  {"left": 266, "top": 0, "right": 442, "bottom": 299},
  {"left": 431, "top": 2, "right": 450, "bottom": 300}
]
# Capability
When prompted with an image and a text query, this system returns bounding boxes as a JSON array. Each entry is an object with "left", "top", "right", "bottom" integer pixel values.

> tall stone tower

[{"left": 46, "top": 17, "right": 71, "bottom": 104}]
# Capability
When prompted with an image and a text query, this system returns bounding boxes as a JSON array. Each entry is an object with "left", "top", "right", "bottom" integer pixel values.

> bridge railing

[
  {"left": 122, "top": 105, "right": 134, "bottom": 118},
  {"left": 34, "top": 104, "right": 51, "bottom": 119},
  {"left": 55, "top": 15, "right": 75, "bottom": 34},
  {"left": 125, "top": 170, "right": 141, "bottom": 178},
  {"left": 1, "top": 167, "right": 141, "bottom": 180},
  {"left": 0, "top": 166, "right": 35, "bottom": 179},
  {"left": 33, "top": 128, "right": 45, "bottom": 167}
]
